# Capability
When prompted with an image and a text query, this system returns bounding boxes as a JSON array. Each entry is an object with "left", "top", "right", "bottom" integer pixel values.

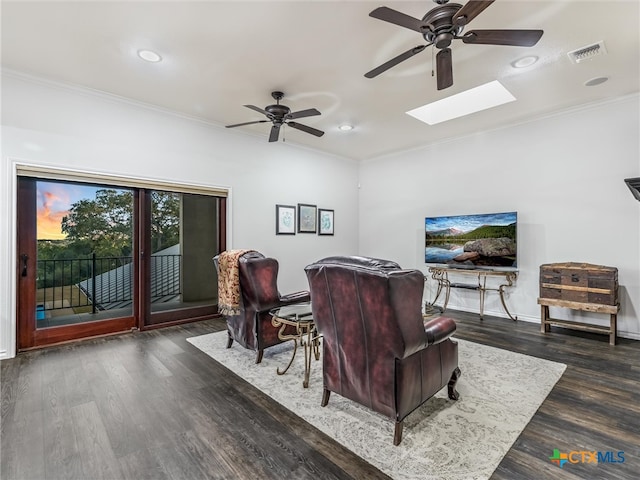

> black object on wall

[{"left": 624, "top": 178, "right": 640, "bottom": 201}]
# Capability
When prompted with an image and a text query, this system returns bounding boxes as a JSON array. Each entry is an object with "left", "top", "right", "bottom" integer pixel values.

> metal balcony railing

[{"left": 36, "top": 253, "right": 181, "bottom": 314}]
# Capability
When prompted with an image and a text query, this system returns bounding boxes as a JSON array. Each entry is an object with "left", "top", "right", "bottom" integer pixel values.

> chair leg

[
  {"left": 393, "top": 420, "right": 404, "bottom": 446},
  {"left": 226, "top": 334, "right": 233, "bottom": 349},
  {"left": 321, "top": 388, "right": 331, "bottom": 407},
  {"left": 255, "top": 349, "right": 264, "bottom": 364},
  {"left": 447, "top": 367, "right": 462, "bottom": 401}
]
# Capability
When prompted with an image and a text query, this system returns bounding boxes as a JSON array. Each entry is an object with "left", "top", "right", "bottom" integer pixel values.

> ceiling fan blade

[
  {"left": 436, "top": 48, "right": 453, "bottom": 91},
  {"left": 365, "top": 44, "right": 428, "bottom": 78},
  {"left": 369, "top": 6, "right": 425, "bottom": 33},
  {"left": 287, "top": 108, "right": 321, "bottom": 120},
  {"left": 462, "top": 29, "right": 543, "bottom": 47},
  {"left": 225, "top": 120, "right": 269, "bottom": 128},
  {"left": 453, "top": 0, "right": 495, "bottom": 27},
  {"left": 269, "top": 124, "right": 281, "bottom": 142},
  {"left": 244, "top": 104, "right": 270, "bottom": 116},
  {"left": 287, "top": 122, "right": 325, "bottom": 138}
]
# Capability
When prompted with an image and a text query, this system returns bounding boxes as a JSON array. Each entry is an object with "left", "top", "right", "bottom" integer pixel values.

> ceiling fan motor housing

[
  {"left": 265, "top": 104, "right": 291, "bottom": 119},
  {"left": 421, "top": 3, "right": 464, "bottom": 47}
]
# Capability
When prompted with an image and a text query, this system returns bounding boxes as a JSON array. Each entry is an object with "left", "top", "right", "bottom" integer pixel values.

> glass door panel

[
  {"left": 36, "top": 181, "right": 134, "bottom": 326},
  {"left": 145, "top": 190, "right": 219, "bottom": 325}
]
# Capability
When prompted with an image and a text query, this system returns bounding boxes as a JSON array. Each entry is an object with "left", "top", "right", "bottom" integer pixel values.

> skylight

[{"left": 406, "top": 80, "right": 516, "bottom": 125}]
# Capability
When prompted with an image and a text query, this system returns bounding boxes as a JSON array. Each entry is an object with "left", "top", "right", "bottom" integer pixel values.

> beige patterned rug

[{"left": 187, "top": 331, "right": 566, "bottom": 480}]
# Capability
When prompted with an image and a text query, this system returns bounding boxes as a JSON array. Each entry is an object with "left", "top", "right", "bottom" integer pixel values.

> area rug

[{"left": 187, "top": 331, "right": 566, "bottom": 480}]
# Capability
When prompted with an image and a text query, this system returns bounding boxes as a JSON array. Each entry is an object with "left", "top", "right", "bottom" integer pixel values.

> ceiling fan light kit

[{"left": 365, "top": 0, "right": 543, "bottom": 90}]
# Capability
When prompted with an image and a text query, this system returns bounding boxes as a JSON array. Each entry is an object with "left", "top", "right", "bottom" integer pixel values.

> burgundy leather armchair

[
  {"left": 213, "top": 251, "right": 310, "bottom": 363},
  {"left": 304, "top": 256, "right": 461, "bottom": 445}
]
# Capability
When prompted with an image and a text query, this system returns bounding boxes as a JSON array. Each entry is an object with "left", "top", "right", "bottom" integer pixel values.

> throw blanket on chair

[{"left": 218, "top": 249, "right": 254, "bottom": 316}]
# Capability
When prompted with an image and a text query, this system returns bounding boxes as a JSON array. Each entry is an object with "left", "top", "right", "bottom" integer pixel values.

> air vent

[
  {"left": 624, "top": 178, "right": 640, "bottom": 202},
  {"left": 567, "top": 41, "right": 607, "bottom": 64}
]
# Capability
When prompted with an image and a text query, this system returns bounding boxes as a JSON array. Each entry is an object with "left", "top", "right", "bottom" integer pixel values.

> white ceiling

[{"left": 2, "top": 0, "right": 639, "bottom": 160}]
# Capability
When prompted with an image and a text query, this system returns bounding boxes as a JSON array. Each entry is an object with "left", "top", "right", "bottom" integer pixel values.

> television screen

[{"left": 425, "top": 211, "right": 517, "bottom": 269}]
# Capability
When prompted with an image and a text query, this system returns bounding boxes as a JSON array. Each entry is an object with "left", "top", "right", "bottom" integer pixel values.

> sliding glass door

[{"left": 16, "top": 177, "right": 225, "bottom": 349}]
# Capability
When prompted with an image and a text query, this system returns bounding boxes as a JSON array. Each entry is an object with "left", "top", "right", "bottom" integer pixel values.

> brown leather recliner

[
  {"left": 213, "top": 251, "right": 310, "bottom": 363},
  {"left": 304, "top": 255, "right": 461, "bottom": 446}
]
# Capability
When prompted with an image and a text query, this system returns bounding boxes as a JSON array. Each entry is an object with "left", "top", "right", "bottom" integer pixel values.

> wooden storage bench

[{"left": 538, "top": 262, "right": 619, "bottom": 345}]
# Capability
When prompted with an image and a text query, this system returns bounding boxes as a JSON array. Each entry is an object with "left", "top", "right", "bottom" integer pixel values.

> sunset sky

[{"left": 37, "top": 181, "right": 100, "bottom": 240}]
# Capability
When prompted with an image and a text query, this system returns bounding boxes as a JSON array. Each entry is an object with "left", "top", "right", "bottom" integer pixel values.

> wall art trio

[{"left": 276, "top": 204, "right": 334, "bottom": 236}]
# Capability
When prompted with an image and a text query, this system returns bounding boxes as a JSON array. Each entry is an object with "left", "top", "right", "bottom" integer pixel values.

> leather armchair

[
  {"left": 213, "top": 251, "right": 310, "bottom": 363},
  {"left": 304, "top": 255, "right": 461, "bottom": 445}
]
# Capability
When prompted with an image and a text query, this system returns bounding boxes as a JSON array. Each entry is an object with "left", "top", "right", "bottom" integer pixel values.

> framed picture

[
  {"left": 276, "top": 204, "right": 296, "bottom": 235},
  {"left": 318, "top": 209, "right": 334, "bottom": 235},
  {"left": 297, "top": 203, "right": 317, "bottom": 233}
]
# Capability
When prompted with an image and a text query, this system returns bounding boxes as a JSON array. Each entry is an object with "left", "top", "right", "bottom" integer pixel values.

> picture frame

[
  {"left": 318, "top": 208, "right": 334, "bottom": 235},
  {"left": 297, "top": 203, "right": 317, "bottom": 233},
  {"left": 275, "top": 204, "right": 296, "bottom": 235}
]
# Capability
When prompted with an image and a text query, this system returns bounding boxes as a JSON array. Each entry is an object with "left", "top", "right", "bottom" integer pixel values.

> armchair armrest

[
  {"left": 279, "top": 290, "right": 311, "bottom": 305},
  {"left": 424, "top": 316, "right": 457, "bottom": 345}
]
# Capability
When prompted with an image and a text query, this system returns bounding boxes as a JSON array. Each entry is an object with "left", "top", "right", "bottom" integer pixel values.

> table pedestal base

[{"left": 272, "top": 316, "right": 320, "bottom": 388}]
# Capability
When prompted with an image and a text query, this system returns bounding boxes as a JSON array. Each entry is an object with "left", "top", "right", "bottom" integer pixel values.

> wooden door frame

[{"left": 16, "top": 177, "right": 37, "bottom": 348}]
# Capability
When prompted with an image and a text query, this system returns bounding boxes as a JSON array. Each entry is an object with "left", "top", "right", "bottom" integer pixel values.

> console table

[{"left": 427, "top": 266, "right": 518, "bottom": 320}]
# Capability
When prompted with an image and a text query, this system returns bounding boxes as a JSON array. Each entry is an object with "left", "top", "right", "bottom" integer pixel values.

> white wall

[
  {"left": 2, "top": 72, "right": 638, "bottom": 359},
  {"left": 359, "top": 94, "right": 640, "bottom": 339},
  {"left": 0, "top": 72, "right": 359, "bottom": 359}
]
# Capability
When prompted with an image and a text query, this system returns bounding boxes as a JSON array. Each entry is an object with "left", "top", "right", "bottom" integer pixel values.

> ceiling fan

[
  {"left": 225, "top": 91, "right": 324, "bottom": 142},
  {"left": 365, "top": 0, "right": 544, "bottom": 90}
]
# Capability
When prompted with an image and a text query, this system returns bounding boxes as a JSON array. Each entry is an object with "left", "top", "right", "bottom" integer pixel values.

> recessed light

[
  {"left": 137, "top": 49, "right": 162, "bottom": 63},
  {"left": 511, "top": 55, "right": 538, "bottom": 68},
  {"left": 584, "top": 76, "right": 609, "bottom": 87},
  {"left": 338, "top": 124, "right": 354, "bottom": 131},
  {"left": 406, "top": 80, "right": 516, "bottom": 125}
]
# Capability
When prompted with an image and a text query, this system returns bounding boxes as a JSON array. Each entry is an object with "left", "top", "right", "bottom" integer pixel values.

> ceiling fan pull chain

[{"left": 431, "top": 45, "right": 435, "bottom": 77}]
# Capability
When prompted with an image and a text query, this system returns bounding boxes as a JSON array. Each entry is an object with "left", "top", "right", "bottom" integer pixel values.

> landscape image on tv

[{"left": 425, "top": 211, "right": 517, "bottom": 269}]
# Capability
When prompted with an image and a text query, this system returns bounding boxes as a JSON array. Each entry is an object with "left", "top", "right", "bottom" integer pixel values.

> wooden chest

[{"left": 539, "top": 262, "right": 618, "bottom": 306}]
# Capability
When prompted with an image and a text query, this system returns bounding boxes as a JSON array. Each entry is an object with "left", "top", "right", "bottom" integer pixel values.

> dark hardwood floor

[{"left": 1, "top": 311, "right": 638, "bottom": 480}]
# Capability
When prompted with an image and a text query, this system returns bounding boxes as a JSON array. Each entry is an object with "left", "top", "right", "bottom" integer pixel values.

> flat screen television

[{"left": 425, "top": 211, "right": 517, "bottom": 270}]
